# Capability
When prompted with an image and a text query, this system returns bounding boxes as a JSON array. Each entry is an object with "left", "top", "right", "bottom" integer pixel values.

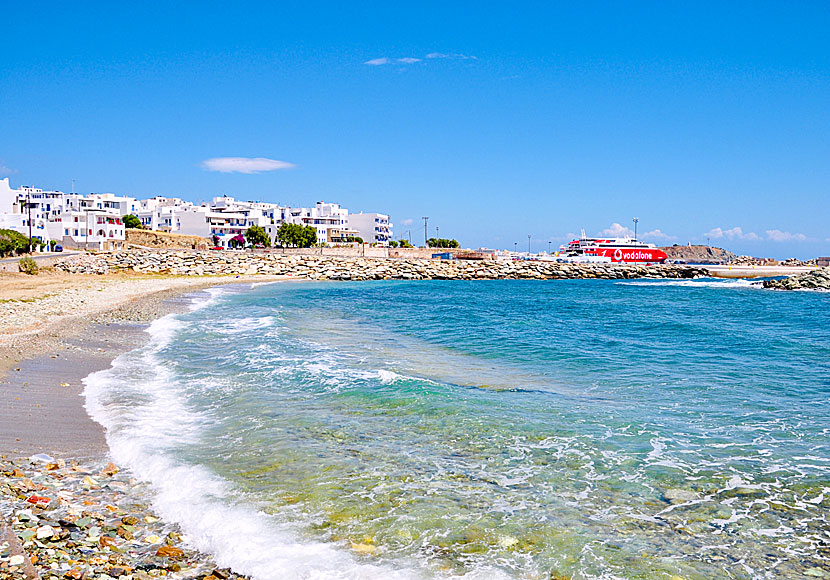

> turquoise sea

[{"left": 85, "top": 279, "right": 830, "bottom": 579}]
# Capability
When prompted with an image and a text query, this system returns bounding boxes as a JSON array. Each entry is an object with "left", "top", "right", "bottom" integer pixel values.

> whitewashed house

[{"left": 349, "top": 212, "right": 393, "bottom": 246}]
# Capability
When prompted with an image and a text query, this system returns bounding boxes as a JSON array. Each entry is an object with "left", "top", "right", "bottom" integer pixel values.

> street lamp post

[
  {"left": 422, "top": 217, "right": 429, "bottom": 247},
  {"left": 514, "top": 242, "right": 517, "bottom": 253},
  {"left": 548, "top": 241, "right": 552, "bottom": 254},
  {"left": 633, "top": 217, "right": 639, "bottom": 241}
]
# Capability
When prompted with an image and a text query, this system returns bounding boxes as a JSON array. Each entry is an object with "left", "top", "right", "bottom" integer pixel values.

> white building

[
  {"left": 349, "top": 212, "right": 393, "bottom": 246},
  {"left": 284, "top": 201, "right": 350, "bottom": 245},
  {"left": 0, "top": 179, "right": 127, "bottom": 250}
]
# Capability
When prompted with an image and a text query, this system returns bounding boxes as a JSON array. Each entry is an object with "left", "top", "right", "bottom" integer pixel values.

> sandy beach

[{"left": 0, "top": 270, "right": 286, "bottom": 579}]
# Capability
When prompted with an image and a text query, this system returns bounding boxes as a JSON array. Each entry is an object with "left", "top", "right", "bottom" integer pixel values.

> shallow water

[{"left": 85, "top": 279, "right": 830, "bottom": 579}]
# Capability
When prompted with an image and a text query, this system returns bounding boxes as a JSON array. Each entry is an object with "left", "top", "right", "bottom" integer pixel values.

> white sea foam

[
  {"left": 82, "top": 312, "right": 508, "bottom": 580},
  {"left": 616, "top": 278, "right": 762, "bottom": 289},
  {"left": 189, "top": 286, "right": 230, "bottom": 311},
  {"left": 213, "top": 316, "right": 275, "bottom": 335}
]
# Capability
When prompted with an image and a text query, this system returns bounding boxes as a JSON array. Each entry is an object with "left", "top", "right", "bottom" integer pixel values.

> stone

[
  {"left": 664, "top": 489, "right": 699, "bottom": 503},
  {"left": 36, "top": 524, "right": 55, "bottom": 539},
  {"left": 101, "top": 462, "right": 120, "bottom": 477},
  {"left": 156, "top": 545, "right": 184, "bottom": 559},
  {"left": 9, "top": 554, "right": 25, "bottom": 566}
]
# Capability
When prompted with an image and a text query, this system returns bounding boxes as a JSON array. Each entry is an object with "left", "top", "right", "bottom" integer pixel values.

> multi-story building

[
  {"left": 349, "top": 212, "right": 393, "bottom": 246},
  {"left": 0, "top": 178, "right": 393, "bottom": 250},
  {"left": 285, "top": 201, "right": 350, "bottom": 245}
]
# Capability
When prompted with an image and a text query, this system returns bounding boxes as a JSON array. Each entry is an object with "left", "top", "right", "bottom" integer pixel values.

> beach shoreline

[{"left": 0, "top": 272, "right": 289, "bottom": 579}]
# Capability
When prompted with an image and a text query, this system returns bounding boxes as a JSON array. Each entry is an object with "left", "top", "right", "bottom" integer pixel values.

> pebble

[{"left": 0, "top": 456, "right": 249, "bottom": 580}]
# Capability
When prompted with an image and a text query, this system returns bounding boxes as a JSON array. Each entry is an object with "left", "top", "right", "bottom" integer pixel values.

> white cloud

[
  {"left": 705, "top": 226, "right": 808, "bottom": 243},
  {"left": 704, "top": 226, "right": 761, "bottom": 241},
  {"left": 600, "top": 222, "right": 635, "bottom": 237},
  {"left": 425, "top": 52, "right": 477, "bottom": 60},
  {"left": 765, "top": 229, "right": 807, "bottom": 242},
  {"left": 365, "top": 53, "right": 476, "bottom": 66},
  {"left": 400, "top": 218, "right": 414, "bottom": 226},
  {"left": 0, "top": 164, "right": 16, "bottom": 176},
  {"left": 200, "top": 157, "right": 296, "bottom": 174},
  {"left": 643, "top": 228, "right": 677, "bottom": 241}
]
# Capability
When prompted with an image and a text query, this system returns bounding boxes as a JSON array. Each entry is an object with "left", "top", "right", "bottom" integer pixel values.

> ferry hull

[{"left": 588, "top": 247, "right": 668, "bottom": 263}]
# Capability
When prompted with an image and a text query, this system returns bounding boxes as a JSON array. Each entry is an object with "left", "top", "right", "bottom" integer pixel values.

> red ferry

[{"left": 560, "top": 234, "right": 667, "bottom": 264}]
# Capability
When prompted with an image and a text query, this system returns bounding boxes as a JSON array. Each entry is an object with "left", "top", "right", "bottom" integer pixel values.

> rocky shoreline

[
  {"left": 55, "top": 250, "right": 709, "bottom": 280},
  {"left": 763, "top": 266, "right": 830, "bottom": 290},
  {"left": 0, "top": 455, "right": 247, "bottom": 580}
]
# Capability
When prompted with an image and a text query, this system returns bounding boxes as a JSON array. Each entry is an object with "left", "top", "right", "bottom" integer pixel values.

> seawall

[{"left": 54, "top": 250, "right": 708, "bottom": 280}]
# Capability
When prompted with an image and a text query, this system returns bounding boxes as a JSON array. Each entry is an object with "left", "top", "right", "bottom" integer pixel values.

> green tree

[
  {"left": 389, "top": 240, "right": 398, "bottom": 248},
  {"left": 398, "top": 239, "right": 413, "bottom": 248},
  {"left": 277, "top": 223, "right": 318, "bottom": 248},
  {"left": 299, "top": 225, "right": 318, "bottom": 247},
  {"left": 122, "top": 214, "right": 142, "bottom": 229},
  {"left": 244, "top": 225, "right": 271, "bottom": 247},
  {"left": 427, "top": 237, "right": 460, "bottom": 248}
]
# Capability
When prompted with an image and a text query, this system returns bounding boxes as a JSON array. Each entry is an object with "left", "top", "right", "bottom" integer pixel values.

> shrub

[
  {"left": 19, "top": 256, "right": 38, "bottom": 275},
  {"left": 0, "top": 229, "right": 30, "bottom": 257}
]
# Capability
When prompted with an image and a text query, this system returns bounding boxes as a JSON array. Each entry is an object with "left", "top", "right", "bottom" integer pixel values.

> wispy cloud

[
  {"left": 765, "top": 229, "right": 807, "bottom": 242},
  {"left": 599, "top": 223, "right": 675, "bottom": 241},
  {"left": 200, "top": 157, "right": 296, "bottom": 174},
  {"left": 704, "top": 226, "right": 809, "bottom": 243},
  {"left": 643, "top": 228, "right": 677, "bottom": 241},
  {"left": 425, "top": 52, "right": 477, "bottom": 60},
  {"left": 0, "top": 163, "right": 16, "bottom": 176},
  {"left": 600, "top": 222, "right": 634, "bottom": 237},
  {"left": 705, "top": 226, "right": 761, "bottom": 241},
  {"left": 400, "top": 218, "right": 414, "bottom": 226},
  {"left": 365, "top": 52, "right": 476, "bottom": 66}
]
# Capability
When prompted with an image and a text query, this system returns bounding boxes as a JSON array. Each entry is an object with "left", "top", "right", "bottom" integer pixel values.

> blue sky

[{"left": 2, "top": 1, "right": 828, "bottom": 257}]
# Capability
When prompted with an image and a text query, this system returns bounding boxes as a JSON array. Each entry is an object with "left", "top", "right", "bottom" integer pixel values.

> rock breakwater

[
  {"left": 55, "top": 251, "right": 708, "bottom": 280},
  {"left": 763, "top": 266, "right": 830, "bottom": 290}
]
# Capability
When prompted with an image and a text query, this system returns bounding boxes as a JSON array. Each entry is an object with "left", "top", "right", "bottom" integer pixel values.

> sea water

[{"left": 84, "top": 279, "right": 830, "bottom": 579}]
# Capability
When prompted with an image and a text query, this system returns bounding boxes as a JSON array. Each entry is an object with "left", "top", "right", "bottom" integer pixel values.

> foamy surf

[
  {"left": 78, "top": 279, "right": 830, "bottom": 579},
  {"left": 616, "top": 278, "right": 762, "bottom": 289},
  {"left": 82, "top": 309, "right": 510, "bottom": 580}
]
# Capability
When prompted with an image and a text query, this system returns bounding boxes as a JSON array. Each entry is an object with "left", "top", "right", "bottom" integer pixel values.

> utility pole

[
  {"left": 528, "top": 234, "right": 531, "bottom": 254},
  {"left": 633, "top": 217, "right": 639, "bottom": 241},
  {"left": 436, "top": 226, "right": 439, "bottom": 239},
  {"left": 422, "top": 217, "right": 429, "bottom": 247},
  {"left": 27, "top": 190, "right": 32, "bottom": 253}
]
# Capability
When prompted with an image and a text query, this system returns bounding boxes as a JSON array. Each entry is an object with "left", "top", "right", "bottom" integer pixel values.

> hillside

[
  {"left": 660, "top": 244, "right": 736, "bottom": 264},
  {"left": 126, "top": 229, "right": 210, "bottom": 250}
]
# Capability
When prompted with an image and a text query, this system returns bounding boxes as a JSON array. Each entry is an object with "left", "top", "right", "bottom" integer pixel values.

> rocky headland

[
  {"left": 54, "top": 250, "right": 708, "bottom": 280},
  {"left": 763, "top": 266, "right": 830, "bottom": 290},
  {"left": 660, "top": 244, "right": 736, "bottom": 264}
]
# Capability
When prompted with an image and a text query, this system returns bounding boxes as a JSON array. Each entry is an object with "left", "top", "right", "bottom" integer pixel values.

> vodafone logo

[{"left": 614, "top": 248, "right": 623, "bottom": 261}]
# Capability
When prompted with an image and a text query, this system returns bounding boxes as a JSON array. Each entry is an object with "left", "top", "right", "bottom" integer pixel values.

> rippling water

[{"left": 85, "top": 279, "right": 830, "bottom": 579}]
